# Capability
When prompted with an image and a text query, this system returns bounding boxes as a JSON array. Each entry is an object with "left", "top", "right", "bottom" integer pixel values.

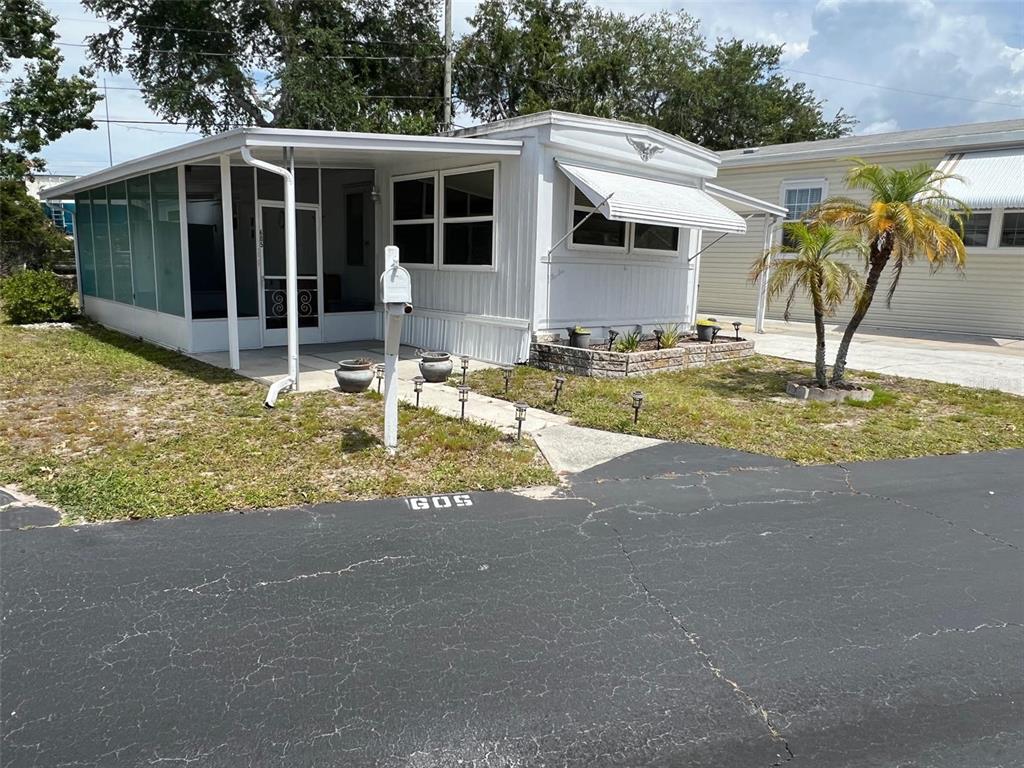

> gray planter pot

[
  {"left": 569, "top": 331, "right": 591, "bottom": 349},
  {"left": 696, "top": 324, "right": 720, "bottom": 343},
  {"left": 419, "top": 351, "right": 453, "bottom": 383},
  {"left": 335, "top": 359, "right": 375, "bottom": 393}
]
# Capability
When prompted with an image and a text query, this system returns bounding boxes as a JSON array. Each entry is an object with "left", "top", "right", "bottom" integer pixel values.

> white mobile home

[
  {"left": 42, "top": 111, "right": 783, "bottom": 374},
  {"left": 697, "top": 120, "right": 1024, "bottom": 339}
]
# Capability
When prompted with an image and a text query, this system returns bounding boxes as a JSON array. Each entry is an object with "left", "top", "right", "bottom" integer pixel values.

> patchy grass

[
  {"left": 0, "top": 323, "right": 555, "bottom": 522},
  {"left": 468, "top": 356, "right": 1024, "bottom": 464}
]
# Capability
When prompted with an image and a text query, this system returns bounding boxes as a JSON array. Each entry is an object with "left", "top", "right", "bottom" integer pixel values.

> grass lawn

[
  {"left": 468, "top": 356, "right": 1024, "bottom": 464},
  {"left": 0, "top": 323, "right": 555, "bottom": 522}
]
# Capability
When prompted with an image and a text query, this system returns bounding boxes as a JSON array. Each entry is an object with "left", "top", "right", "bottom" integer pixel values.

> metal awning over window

[
  {"left": 557, "top": 160, "right": 748, "bottom": 234},
  {"left": 936, "top": 148, "right": 1024, "bottom": 209}
]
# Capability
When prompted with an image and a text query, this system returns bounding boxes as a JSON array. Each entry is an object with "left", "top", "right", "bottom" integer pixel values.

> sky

[{"left": 19, "top": 0, "right": 1024, "bottom": 176}]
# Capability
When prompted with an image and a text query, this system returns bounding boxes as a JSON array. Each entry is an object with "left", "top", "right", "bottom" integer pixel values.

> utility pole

[
  {"left": 443, "top": 0, "right": 452, "bottom": 131},
  {"left": 103, "top": 78, "right": 113, "bottom": 166}
]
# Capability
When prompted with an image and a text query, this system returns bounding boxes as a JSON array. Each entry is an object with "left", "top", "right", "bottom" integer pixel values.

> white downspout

[{"left": 240, "top": 146, "right": 299, "bottom": 406}]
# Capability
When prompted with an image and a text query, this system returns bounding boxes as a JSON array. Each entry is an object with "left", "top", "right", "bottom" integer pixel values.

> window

[
  {"left": 569, "top": 186, "right": 679, "bottom": 254},
  {"left": 442, "top": 168, "right": 495, "bottom": 267},
  {"left": 953, "top": 211, "right": 991, "bottom": 248},
  {"left": 1000, "top": 211, "right": 1024, "bottom": 247},
  {"left": 108, "top": 181, "right": 135, "bottom": 305},
  {"left": 392, "top": 174, "right": 435, "bottom": 265},
  {"left": 781, "top": 183, "right": 824, "bottom": 248},
  {"left": 74, "top": 193, "right": 97, "bottom": 296}
]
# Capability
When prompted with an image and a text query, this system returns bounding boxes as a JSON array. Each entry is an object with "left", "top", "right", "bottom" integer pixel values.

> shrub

[
  {"left": 657, "top": 324, "right": 683, "bottom": 348},
  {"left": 0, "top": 269, "right": 76, "bottom": 324},
  {"left": 613, "top": 330, "right": 642, "bottom": 352}
]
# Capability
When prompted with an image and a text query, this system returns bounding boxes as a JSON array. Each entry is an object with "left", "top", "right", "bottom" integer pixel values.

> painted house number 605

[{"left": 406, "top": 494, "right": 473, "bottom": 510}]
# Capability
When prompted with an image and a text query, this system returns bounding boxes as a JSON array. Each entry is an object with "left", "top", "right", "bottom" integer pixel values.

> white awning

[
  {"left": 936, "top": 148, "right": 1024, "bottom": 209},
  {"left": 557, "top": 161, "right": 748, "bottom": 234}
]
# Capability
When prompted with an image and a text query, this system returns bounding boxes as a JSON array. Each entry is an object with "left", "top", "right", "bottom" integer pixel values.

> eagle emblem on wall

[{"left": 627, "top": 136, "right": 664, "bottom": 162}]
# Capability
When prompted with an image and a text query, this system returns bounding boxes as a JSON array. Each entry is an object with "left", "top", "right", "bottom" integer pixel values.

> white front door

[{"left": 258, "top": 202, "right": 322, "bottom": 346}]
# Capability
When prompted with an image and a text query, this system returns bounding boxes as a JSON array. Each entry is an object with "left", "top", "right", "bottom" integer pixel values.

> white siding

[{"left": 698, "top": 150, "right": 1024, "bottom": 339}]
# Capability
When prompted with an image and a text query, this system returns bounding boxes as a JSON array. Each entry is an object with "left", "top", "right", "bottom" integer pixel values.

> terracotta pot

[
  {"left": 418, "top": 351, "right": 453, "bottom": 383},
  {"left": 335, "top": 359, "right": 374, "bottom": 393}
]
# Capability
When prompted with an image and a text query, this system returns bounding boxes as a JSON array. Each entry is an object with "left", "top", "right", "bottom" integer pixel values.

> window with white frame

[
  {"left": 781, "top": 182, "right": 824, "bottom": 248},
  {"left": 442, "top": 167, "right": 496, "bottom": 267},
  {"left": 953, "top": 210, "right": 991, "bottom": 247},
  {"left": 569, "top": 186, "right": 679, "bottom": 254},
  {"left": 1000, "top": 211, "right": 1024, "bottom": 247},
  {"left": 391, "top": 174, "right": 435, "bottom": 265}
]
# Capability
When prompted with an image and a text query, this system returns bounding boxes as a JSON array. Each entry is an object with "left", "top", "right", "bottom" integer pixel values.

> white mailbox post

[{"left": 381, "top": 245, "right": 412, "bottom": 454}]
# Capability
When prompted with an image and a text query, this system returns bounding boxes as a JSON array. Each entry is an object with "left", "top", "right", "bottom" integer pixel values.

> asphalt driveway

[{"left": 2, "top": 446, "right": 1021, "bottom": 767}]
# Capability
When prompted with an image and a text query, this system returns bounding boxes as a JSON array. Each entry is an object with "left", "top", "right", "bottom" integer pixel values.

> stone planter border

[{"left": 530, "top": 339, "right": 755, "bottom": 378}]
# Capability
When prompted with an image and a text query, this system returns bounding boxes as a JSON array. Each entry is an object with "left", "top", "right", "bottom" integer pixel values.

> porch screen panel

[
  {"left": 322, "top": 169, "right": 376, "bottom": 312},
  {"left": 74, "top": 193, "right": 96, "bottom": 296},
  {"left": 107, "top": 181, "right": 135, "bottom": 304},
  {"left": 185, "top": 165, "right": 226, "bottom": 319},
  {"left": 90, "top": 187, "right": 114, "bottom": 300},
  {"left": 256, "top": 168, "right": 318, "bottom": 204},
  {"left": 150, "top": 169, "right": 185, "bottom": 317},
  {"left": 230, "top": 167, "right": 259, "bottom": 317},
  {"left": 127, "top": 175, "right": 158, "bottom": 310}
]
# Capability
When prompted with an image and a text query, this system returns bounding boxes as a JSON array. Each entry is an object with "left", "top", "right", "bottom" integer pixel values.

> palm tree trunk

[
  {"left": 831, "top": 245, "right": 889, "bottom": 384},
  {"left": 813, "top": 308, "right": 827, "bottom": 388}
]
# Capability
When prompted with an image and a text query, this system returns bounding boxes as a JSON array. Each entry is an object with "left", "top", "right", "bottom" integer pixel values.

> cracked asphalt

[{"left": 1, "top": 444, "right": 1022, "bottom": 767}]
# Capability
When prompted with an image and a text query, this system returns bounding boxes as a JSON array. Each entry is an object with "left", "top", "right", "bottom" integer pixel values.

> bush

[{"left": 0, "top": 269, "right": 76, "bottom": 324}]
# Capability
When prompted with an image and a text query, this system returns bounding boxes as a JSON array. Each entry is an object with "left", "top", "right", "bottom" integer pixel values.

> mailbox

[{"left": 381, "top": 246, "right": 412, "bottom": 306}]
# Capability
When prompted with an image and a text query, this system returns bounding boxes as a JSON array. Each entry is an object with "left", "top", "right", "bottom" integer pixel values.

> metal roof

[
  {"left": 558, "top": 161, "right": 747, "bottom": 234},
  {"left": 41, "top": 127, "right": 522, "bottom": 200},
  {"left": 720, "top": 119, "right": 1024, "bottom": 168},
  {"left": 937, "top": 147, "right": 1024, "bottom": 209}
]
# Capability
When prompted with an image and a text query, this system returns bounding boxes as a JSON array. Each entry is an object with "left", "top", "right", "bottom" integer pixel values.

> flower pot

[
  {"left": 696, "top": 324, "right": 720, "bottom": 343},
  {"left": 569, "top": 331, "right": 591, "bottom": 349},
  {"left": 335, "top": 359, "right": 375, "bottom": 393},
  {"left": 418, "top": 351, "right": 453, "bottom": 383}
]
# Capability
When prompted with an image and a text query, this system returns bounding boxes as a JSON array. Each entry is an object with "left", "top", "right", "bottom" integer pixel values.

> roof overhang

[
  {"left": 935, "top": 148, "right": 1024, "bottom": 209},
  {"left": 42, "top": 127, "right": 523, "bottom": 200},
  {"left": 558, "top": 160, "right": 748, "bottom": 234}
]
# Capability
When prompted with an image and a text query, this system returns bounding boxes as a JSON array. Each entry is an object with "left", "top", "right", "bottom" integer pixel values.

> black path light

[
  {"left": 458, "top": 384, "right": 469, "bottom": 420},
  {"left": 374, "top": 363, "right": 385, "bottom": 393},
  {"left": 631, "top": 390, "right": 645, "bottom": 424},
  {"left": 460, "top": 355, "right": 470, "bottom": 384},
  {"left": 553, "top": 376, "right": 566, "bottom": 405},
  {"left": 652, "top": 328, "right": 664, "bottom": 349},
  {"left": 514, "top": 401, "right": 528, "bottom": 440},
  {"left": 501, "top": 365, "right": 514, "bottom": 395},
  {"left": 412, "top": 375, "right": 425, "bottom": 408},
  {"left": 732, "top": 321, "right": 742, "bottom": 341},
  {"left": 607, "top": 329, "right": 619, "bottom": 350}
]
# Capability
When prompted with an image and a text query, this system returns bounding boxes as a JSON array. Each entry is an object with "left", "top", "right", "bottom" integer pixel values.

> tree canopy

[
  {"left": 0, "top": 0, "right": 100, "bottom": 179},
  {"left": 455, "top": 0, "right": 854, "bottom": 149},
  {"left": 84, "top": 0, "right": 446, "bottom": 135}
]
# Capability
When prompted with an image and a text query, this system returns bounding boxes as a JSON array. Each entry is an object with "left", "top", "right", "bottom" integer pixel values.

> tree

[
  {"left": 0, "top": 0, "right": 100, "bottom": 179},
  {"left": 84, "top": 0, "right": 445, "bottom": 135},
  {"left": 751, "top": 221, "right": 863, "bottom": 388},
  {"left": 454, "top": 0, "right": 853, "bottom": 150},
  {"left": 815, "top": 162, "right": 968, "bottom": 383},
  {"left": 0, "top": 179, "right": 73, "bottom": 275}
]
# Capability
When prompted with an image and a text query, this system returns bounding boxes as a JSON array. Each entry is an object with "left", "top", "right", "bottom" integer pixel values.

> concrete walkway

[
  {"left": 721, "top": 317, "right": 1023, "bottom": 395},
  {"left": 192, "top": 343, "right": 661, "bottom": 474}
]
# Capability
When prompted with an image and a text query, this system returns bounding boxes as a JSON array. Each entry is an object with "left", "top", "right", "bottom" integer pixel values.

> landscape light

[
  {"left": 514, "top": 401, "right": 528, "bottom": 440},
  {"left": 553, "top": 376, "right": 566, "bottom": 405},
  {"left": 458, "top": 384, "right": 469, "bottom": 420},
  {"left": 607, "top": 329, "right": 619, "bottom": 350},
  {"left": 652, "top": 328, "right": 663, "bottom": 349},
  {"left": 375, "top": 363, "right": 385, "bottom": 393},
  {"left": 413, "top": 375, "right": 425, "bottom": 408},
  {"left": 732, "top": 321, "right": 742, "bottom": 341},
  {"left": 631, "top": 390, "right": 644, "bottom": 424},
  {"left": 460, "top": 355, "right": 470, "bottom": 384},
  {"left": 501, "top": 365, "right": 514, "bottom": 395}
]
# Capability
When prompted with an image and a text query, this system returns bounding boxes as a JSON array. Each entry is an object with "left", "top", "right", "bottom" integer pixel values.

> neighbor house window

[
  {"left": 954, "top": 211, "right": 991, "bottom": 247},
  {"left": 391, "top": 174, "right": 435, "bottom": 265},
  {"left": 570, "top": 187, "right": 627, "bottom": 249},
  {"left": 781, "top": 183, "right": 824, "bottom": 248},
  {"left": 1000, "top": 211, "right": 1024, "bottom": 247},
  {"left": 442, "top": 167, "right": 496, "bottom": 267}
]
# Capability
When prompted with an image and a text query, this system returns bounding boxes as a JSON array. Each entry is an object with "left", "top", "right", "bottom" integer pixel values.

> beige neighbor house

[{"left": 697, "top": 120, "right": 1024, "bottom": 340}]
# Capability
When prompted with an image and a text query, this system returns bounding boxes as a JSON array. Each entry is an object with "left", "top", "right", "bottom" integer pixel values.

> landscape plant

[
  {"left": 656, "top": 324, "right": 683, "bottom": 348},
  {"left": 613, "top": 329, "right": 642, "bottom": 352},
  {"left": 815, "top": 161, "right": 967, "bottom": 383},
  {"left": 0, "top": 268, "right": 76, "bottom": 324},
  {"left": 751, "top": 221, "right": 863, "bottom": 388}
]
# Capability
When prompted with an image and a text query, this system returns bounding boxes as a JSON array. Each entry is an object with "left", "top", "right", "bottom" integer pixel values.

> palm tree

[
  {"left": 751, "top": 221, "right": 863, "bottom": 388},
  {"left": 814, "top": 161, "right": 968, "bottom": 383}
]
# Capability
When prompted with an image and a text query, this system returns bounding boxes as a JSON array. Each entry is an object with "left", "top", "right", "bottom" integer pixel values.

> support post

[
  {"left": 755, "top": 215, "right": 775, "bottom": 334},
  {"left": 220, "top": 154, "right": 240, "bottom": 370},
  {"left": 381, "top": 245, "right": 413, "bottom": 455},
  {"left": 443, "top": 0, "right": 453, "bottom": 130}
]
